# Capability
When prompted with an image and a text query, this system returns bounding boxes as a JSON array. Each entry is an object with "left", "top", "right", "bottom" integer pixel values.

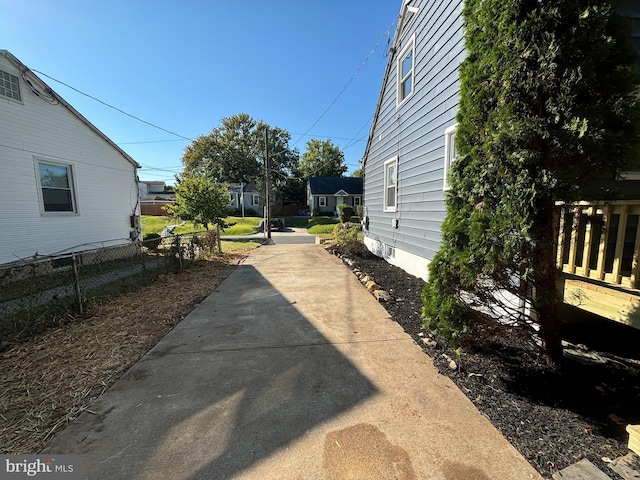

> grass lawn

[
  {"left": 221, "top": 240, "right": 262, "bottom": 252},
  {"left": 141, "top": 215, "right": 262, "bottom": 236},
  {"left": 282, "top": 216, "right": 309, "bottom": 228},
  {"left": 307, "top": 216, "right": 339, "bottom": 235},
  {"left": 222, "top": 217, "right": 262, "bottom": 235},
  {"left": 141, "top": 215, "right": 174, "bottom": 235},
  {"left": 140, "top": 215, "right": 206, "bottom": 235},
  {"left": 142, "top": 215, "right": 352, "bottom": 236}
]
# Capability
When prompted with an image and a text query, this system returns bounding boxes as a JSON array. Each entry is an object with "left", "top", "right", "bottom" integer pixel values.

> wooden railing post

[
  {"left": 610, "top": 205, "right": 628, "bottom": 285},
  {"left": 580, "top": 206, "right": 596, "bottom": 277},
  {"left": 567, "top": 206, "right": 580, "bottom": 274},
  {"left": 556, "top": 206, "right": 566, "bottom": 269},
  {"left": 594, "top": 205, "right": 609, "bottom": 281},
  {"left": 631, "top": 213, "right": 640, "bottom": 289}
]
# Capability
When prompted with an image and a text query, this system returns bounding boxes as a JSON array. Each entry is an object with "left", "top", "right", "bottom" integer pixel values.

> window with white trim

[
  {"left": 385, "top": 244, "right": 395, "bottom": 258},
  {"left": 384, "top": 157, "right": 398, "bottom": 212},
  {"left": 443, "top": 124, "right": 458, "bottom": 190},
  {"left": 0, "top": 69, "right": 21, "bottom": 101},
  {"left": 252, "top": 194, "right": 260, "bottom": 206},
  {"left": 318, "top": 196, "right": 327, "bottom": 208},
  {"left": 353, "top": 196, "right": 361, "bottom": 206},
  {"left": 397, "top": 34, "right": 415, "bottom": 107},
  {"left": 37, "top": 160, "right": 77, "bottom": 213}
]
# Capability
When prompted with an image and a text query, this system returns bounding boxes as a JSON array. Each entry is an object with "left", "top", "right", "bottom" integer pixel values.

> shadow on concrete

[{"left": 45, "top": 264, "right": 377, "bottom": 479}]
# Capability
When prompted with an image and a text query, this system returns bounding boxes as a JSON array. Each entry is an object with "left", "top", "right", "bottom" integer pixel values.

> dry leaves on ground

[{"left": 0, "top": 254, "right": 244, "bottom": 454}]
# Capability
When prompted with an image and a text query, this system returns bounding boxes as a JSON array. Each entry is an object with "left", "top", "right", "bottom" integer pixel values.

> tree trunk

[{"left": 532, "top": 198, "right": 564, "bottom": 367}]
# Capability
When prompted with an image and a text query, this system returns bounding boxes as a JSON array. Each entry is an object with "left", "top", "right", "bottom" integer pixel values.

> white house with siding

[{"left": 0, "top": 50, "right": 141, "bottom": 265}]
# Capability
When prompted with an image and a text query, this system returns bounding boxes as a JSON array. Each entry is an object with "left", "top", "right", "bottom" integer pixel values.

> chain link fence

[{"left": 0, "top": 232, "right": 221, "bottom": 350}]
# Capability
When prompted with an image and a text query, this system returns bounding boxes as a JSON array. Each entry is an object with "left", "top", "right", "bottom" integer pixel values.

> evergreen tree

[{"left": 422, "top": 0, "right": 640, "bottom": 365}]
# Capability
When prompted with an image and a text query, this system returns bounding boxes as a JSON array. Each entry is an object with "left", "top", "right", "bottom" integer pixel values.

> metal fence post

[
  {"left": 216, "top": 224, "right": 222, "bottom": 253},
  {"left": 177, "top": 234, "right": 183, "bottom": 270},
  {"left": 72, "top": 253, "right": 84, "bottom": 314}
]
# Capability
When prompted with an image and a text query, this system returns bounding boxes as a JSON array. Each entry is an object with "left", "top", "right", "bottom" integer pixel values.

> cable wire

[
  {"left": 31, "top": 69, "right": 193, "bottom": 141},
  {"left": 291, "top": 22, "right": 395, "bottom": 148}
]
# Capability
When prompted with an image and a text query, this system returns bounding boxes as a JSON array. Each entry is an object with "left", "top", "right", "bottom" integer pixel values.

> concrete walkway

[
  {"left": 223, "top": 226, "right": 318, "bottom": 244},
  {"left": 45, "top": 244, "right": 542, "bottom": 480}
]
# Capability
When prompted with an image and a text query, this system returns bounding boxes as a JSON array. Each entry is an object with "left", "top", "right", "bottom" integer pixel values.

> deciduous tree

[
  {"left": 300, "top": 139, "right": 347, "bottom": 178},
  {"left": 181, "top": 113, "right": 302, "bottom": 204}
]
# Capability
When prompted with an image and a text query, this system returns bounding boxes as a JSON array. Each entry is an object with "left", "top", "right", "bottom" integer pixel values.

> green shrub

[
  {"left": 356, "top": 205, "right": 364, "bottom": 219},
  {"left": 332, "top": 222, "right": 366, "bottom": 256},
  {"left": 143, "top": 232, "right": 162, "bottom": 249},
  {"left": 337, "top": 204, "right": 353, "bottom": 223}
]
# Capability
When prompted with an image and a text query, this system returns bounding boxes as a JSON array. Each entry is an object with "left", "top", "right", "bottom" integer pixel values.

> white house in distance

[{"left": 0, "top": 50, "right": 141, "bottom": 265}]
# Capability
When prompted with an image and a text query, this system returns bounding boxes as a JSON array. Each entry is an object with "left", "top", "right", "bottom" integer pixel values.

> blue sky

[{"left": 1, "top": 0, "right": 400, "bottom": 183}]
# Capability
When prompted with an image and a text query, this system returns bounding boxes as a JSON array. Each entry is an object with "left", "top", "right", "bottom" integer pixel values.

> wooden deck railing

[{"left": 556, "top": 201, "right": 640, "bottom": 290}]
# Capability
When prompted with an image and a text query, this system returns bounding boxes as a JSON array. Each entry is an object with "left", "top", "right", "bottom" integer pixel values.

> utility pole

[{"left": 264, "top": 127, "right": 271, "bottom": 240}]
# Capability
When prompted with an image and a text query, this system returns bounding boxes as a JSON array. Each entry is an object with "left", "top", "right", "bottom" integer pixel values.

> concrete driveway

[
  {"left": 223, "top": 226, "right": 317, "bottom": 245},
  {"left": 44, "top": 244, "right": 541, "bottom": 480}
]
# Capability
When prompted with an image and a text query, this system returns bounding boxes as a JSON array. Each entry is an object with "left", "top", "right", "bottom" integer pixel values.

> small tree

[
  {"left": 337, "top": 204, "right": 353, "bottom": 223},
  {"left": 166, "top": 174, "right": 230, "bottom": 230},
  {"left": 333, "top": 223, "right": 366, "bottom": 256},
  {"left": 422, "top": 0, "right": 640, "bottom": 366}
]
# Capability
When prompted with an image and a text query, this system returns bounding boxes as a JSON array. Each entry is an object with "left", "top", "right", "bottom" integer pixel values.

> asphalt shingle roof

[{"left": 308, "top": 176, "right": 363, "bottom": 195}]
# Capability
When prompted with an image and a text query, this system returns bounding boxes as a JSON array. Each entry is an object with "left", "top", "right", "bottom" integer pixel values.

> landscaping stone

[
  {"left": 366, "top": 280, "right": 381, "bottom": 292},
  {"left": 374, "top": 290, "right": 392, "bottom": 302}
]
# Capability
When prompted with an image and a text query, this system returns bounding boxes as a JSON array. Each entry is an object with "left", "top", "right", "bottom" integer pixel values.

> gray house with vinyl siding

[
  {"left": 307, "top": 176, "right": 363, "bottom": 215},
  {"left": 362, "top": 0, "right": 640, "bottom": 282},
  {"left": 362, "top": 0, "right": 465, "bottom": 280}
]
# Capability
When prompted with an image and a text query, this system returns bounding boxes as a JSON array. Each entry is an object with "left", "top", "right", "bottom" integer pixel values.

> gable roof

[
  {"left": 228, "top": 183, "right": 259, "bottom": 193},
  {"left": 362, "top": 0, "right": 408, "bottom": 168},
  {"left": 0, "top": 50, "right": 140, "bottom": 169},
  {"left": 308, "top": 176, "right": 363, "bottom": 195},
  {"left": 363, "top": 0, "right": 640, "bottom": 169}
]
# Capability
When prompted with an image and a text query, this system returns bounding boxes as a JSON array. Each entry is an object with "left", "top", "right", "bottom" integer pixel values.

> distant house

[
  {"left": 139, "top": 180, "right": 175, "bottom": 216},
  {"left": 362, "top": 1, "right": 640, "bottom": 329},
  {"left": 0, "top": 50, "right": 141, "bottom": 265},
  {"left": 307, "top": 177, "right": 363, "bottom": 215},
  {"left": 228, "top": 183, "right": 261, "bottom": 214}
]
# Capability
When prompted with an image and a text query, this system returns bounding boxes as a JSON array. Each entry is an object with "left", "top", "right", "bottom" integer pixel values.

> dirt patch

[
  {"left": 324, "top": 423, "right": 417, "bottom": 480},
  {"left": 0, "top": 253, "right": 247, "bottom": 454},
  {"left": 328, "top": 245, "right": 640, "bottom": 480}
]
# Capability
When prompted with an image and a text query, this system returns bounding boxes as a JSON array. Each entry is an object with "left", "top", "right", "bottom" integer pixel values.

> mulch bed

[
  {"left": 0, "top": 253, "right": 248, "bottom": 455},
  {"left": 328, "top": 245, "right": 640, "bottom": 479}
]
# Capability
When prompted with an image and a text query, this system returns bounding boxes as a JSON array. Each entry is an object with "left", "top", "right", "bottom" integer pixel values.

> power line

[
  {"left": 119, "top": 139, "right": 190, "bottom": 145},
  {"left": 31, "top": 69, "right": 193, "bottom": 141},
  {"left": 290, "top": 132, "right": 366, "bottom": 142},
  {"left": 291, "top": 22, "right": 394, "bottom": 148}
]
